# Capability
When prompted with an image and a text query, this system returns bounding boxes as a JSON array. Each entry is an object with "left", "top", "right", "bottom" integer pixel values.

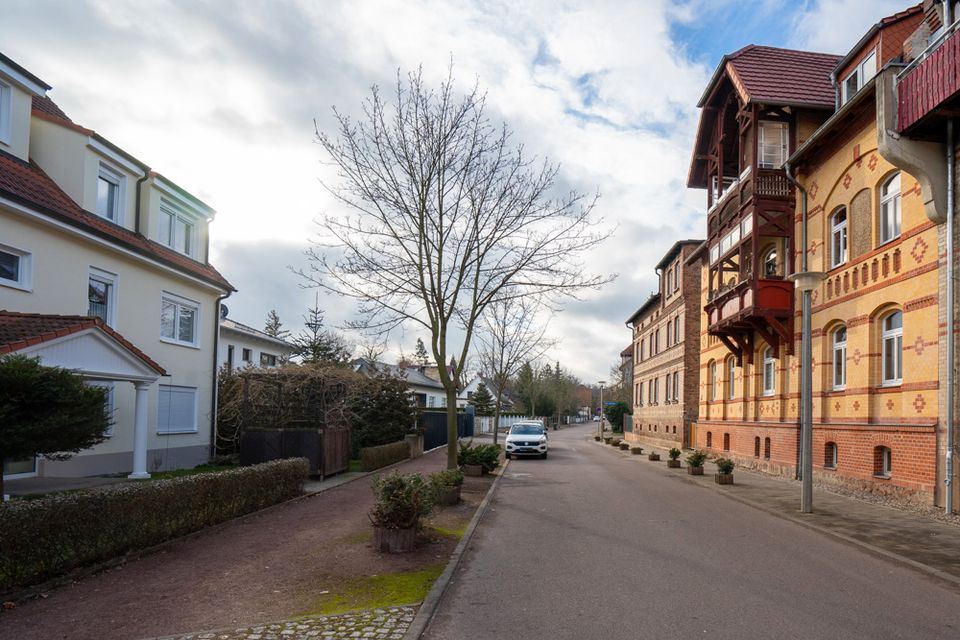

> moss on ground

[
  {"left": 307, "top": 564, "right": 444, "bottom": 615},
  {"left": 429, "top": 524, "right": 468, "bottom": 540}
]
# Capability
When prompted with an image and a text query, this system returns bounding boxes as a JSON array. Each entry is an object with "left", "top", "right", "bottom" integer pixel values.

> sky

[{"left": 1, "top": 0, "right": 910, "bottom": 383}]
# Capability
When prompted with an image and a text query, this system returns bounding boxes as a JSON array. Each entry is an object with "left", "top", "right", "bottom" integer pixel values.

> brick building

[
  {"left": 626, "top": 240, "right": 702, "bottom": 449},
  {"left": 688, "top": 8, "right": 950, "bottom": 504}
]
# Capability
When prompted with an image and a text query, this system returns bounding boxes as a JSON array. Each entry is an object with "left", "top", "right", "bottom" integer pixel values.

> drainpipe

[
  {"left": 785, "top": 160, "right": 824, "bottom": 514},
  {"left": 944, "top": 0, "right": 957, "bottom": 518},
  {"left": 134, "top": 173, "right": 149, "bottom": 234},
  {"left": 210, "top": 290, "right": 232, "bottom": 460}
]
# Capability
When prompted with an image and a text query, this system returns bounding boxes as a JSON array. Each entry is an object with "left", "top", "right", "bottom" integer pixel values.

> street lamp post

[
  {"left": 598, "top": 380, "right": 606, "bottom": 439},
  {"left": 788, "top": 271, "right": 826, "bottom": 514}
]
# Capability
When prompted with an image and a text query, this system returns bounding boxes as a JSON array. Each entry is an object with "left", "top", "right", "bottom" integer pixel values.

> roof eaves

[
  {"left": 655, "top": 239, "right": 706, "bottom": 270},
  {"left": 625, "top": 292, "right": 661, "bottom": 326},
  {"left": 831, "top": 4, "right": 923, "bottom": 82},
  {"left": 786, "top": 76, "right": 877, "bottom": 169},
  {"left": 0, "top": 51, "right": 51, "bottom": 94}
]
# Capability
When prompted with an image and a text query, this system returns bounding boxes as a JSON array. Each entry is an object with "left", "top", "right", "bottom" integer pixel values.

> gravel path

[{"left": 0, "top": 449, "right": 462, "bottom": 640}]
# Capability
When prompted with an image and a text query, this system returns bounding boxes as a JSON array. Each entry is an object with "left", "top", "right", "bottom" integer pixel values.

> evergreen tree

[
  {"left": 414, "top": 338, "right": 430, "bottom": 366},
  {"left": 292, "top": 302, "right": 352, "bottom": 365},
  {"left": 0, "top": 355, "right": 111, "bottom": 497},
  {"left": 469, "top": 382, "right": 495, "bottom": 416},
  {"left": 263, "top": 309, "right": 291, "bottom": 340}
]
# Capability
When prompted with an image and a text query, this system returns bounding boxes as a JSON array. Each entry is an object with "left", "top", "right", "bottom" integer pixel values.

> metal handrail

[{"left": 898, "top": 15, "right": 960, "bottom": 80}]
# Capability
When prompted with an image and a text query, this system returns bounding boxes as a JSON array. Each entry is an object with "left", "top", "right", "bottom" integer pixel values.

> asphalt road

[{"left": 423, "top": 424, "right": 960, "bottom": 640}]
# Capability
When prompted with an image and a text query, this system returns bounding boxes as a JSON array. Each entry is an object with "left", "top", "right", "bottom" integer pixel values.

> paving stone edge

[{"left": 403, "top": 458, "right": 510, "bottom": 639}]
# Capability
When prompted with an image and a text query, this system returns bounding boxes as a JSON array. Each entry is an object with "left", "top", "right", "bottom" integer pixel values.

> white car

[{"left": 504, "top": 422, "right": 548, "bottom": 459}]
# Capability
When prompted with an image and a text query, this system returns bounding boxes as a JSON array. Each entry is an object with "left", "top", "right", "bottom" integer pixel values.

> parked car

[
  {"left": 505, "top": 423, "right": 549, "bottom": 459},
  {"left": 592, "top": 415, "right": 600, "bottom": 422}
]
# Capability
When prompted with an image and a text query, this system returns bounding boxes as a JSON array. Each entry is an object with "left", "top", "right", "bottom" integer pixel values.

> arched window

[
  {"left": 728, "top": 357, "right": 736, "bottom": 400},
  {"left": 880, "top": 173, "right": 901, "bottom": 244},
  {"left": 831, "top": 207, "right": 848, "bottom": 267},
  {"left": 762, "top": 347, "right": 776, "bottom": 396},
  {"left": 832, "top": 325, "right": 847, "bottom": 390},
  {"left": 754, "top": 436, "right": 761, "bottom": 458},
  {"left": 706, "top": 431, "right": 713, "bottom": 447},
  {"left": 874, "top": 446, "right": 892, "bottom": 477},
  {"left": 881, "top": 310, "right": 903, "bottom": 385},
  {"left": 723, "top": 433, "right": 730, "bottom": 451},
  {"left": 763, "top": 246, "right": 779, "bottom": 278},
  {"left": 825, "top": 442, "right": 838, "bottom": 469},
  {"left": 764, "top": 437, "right": 771, "bottom": 459},
  {"left": 709, "top": 360, "right": 718, "bottom": 401}
]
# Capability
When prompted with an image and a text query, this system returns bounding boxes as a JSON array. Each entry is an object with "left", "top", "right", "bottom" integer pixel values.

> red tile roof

[
  {"left": 0, "top": 151, "right": 233, "bottom": 290},
  {"left": 0, "top": 311, "right": 167, "bottom": 375},
  {"left": 724, "top": 45, "right": 842, "bottom": 109},
  {"left": 31, "top": 94, "right": 72, "bottom": 122}
]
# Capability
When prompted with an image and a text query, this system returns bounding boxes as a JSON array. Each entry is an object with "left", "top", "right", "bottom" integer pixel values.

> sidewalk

[{"left": 595, "top": 436, "right": 960, "bottom": 586}]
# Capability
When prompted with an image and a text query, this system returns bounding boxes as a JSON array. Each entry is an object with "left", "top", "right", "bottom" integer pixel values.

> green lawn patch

[
  {"left": 308, "top": 564, "right": 444, "bottom": 615},
  {"left": 349, "top": 459, "right": 363, "bottom": 473}
]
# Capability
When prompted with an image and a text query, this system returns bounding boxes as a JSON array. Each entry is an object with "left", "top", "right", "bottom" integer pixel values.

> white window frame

[
  {"left": 672, "top": 371, "right": 679, "bottom": 402},
  {"left": 96, "top": 162, "right": 126, "bottom": 224},
  {"left": 763, "top": 246, "right": 779, "bottom": 278},
  {"left": 0, "top": 80, "right": 10, "bottom": 146},
  {"left": 260, "top": 352, "right": 278, "bottom": 367},
  {"left": 665, "top": 373, "right": 672, "bottom": 403},
  {"left": 88, "top": 381, "right": 116, "bottom": 437},
  {"left": 826, "top": 442, "right": 838, "bottom": 469},
  {"left": 758, "top": 120, "right": 789, "bottom": 169},
  {"left": 880, "top": 173, "right": 902, "bottom": 245},
  {"left": 709, "top": 361, "right": 717, "bottom": 401},
  {"left": 831, "top": 207, "right": 848, "bottom": 268},
  {"left": 881, "top": 311, "right": 903, "bottom": 386},
  {"left": 728, "top": 357, "right": 736, "bottom": 400},
  {"left": 157, "top": 384, "right": 198, "bottom": 434},
  {"left": 762, "top": 347, "right": 776, "bottom": 396},
  {"left": 157, "top": 199, "right": 198, "bottom": 258},
  {"left": 0, "top": 242, "right": 32, "bottom": 291},
  {"left": 87, "top": 267, "right": 118, "bottom": 327},
  {"left": 160, "top": 292, "right": 200, "bottom": 348},
  {"left": 832, "top": 326, "right": 847, "bottom": 390},
  {"left": 841, "top": 48, "right": 877, "bottom": 104}
]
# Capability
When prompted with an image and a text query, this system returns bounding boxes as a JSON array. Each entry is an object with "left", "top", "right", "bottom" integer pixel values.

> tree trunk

[
  {"left": 492, "top": 398, "right": 503, "bottom": 446},
  {"left": 0, "top": 463, "right": 4, "bottom": 501},
  {"left": 445, "top": 385, "right": 459, "bottom": 470}
]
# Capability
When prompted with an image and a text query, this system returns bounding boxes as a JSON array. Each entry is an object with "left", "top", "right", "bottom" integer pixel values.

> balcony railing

[
  {"left": 897, "top": 20, "right": 960, "bottom": 132},
  {"left": 706, "top": 277, "right": 792, "bottom": 330}
]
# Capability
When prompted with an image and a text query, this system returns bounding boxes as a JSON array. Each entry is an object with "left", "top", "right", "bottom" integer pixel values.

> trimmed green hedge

[
  {"left": 0, "top": 458, "right": 308, "bottom": 593},
  {"left": 360, "top": 440, "right": 410, "bottom": 471}
]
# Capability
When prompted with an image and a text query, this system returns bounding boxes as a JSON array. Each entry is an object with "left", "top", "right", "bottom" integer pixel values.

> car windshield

[{"left": 511, "top": 425, "right": 543, "bottom": 435}]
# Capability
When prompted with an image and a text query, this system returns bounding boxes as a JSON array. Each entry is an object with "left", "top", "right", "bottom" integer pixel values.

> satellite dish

[{"left": 220, "top": 304, "right": 229, "bottom": 319}]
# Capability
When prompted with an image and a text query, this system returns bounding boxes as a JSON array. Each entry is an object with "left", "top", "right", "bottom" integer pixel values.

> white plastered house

[
  {"left": 217, "top": 315, "right": 295, "bottom": 371},
  {"left": 0, "top": 52, "right": 234, "bottom": 480}
]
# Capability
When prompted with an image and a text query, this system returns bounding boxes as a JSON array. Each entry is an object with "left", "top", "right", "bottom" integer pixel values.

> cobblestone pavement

[{"left": 163, "top": 606, "right": 417, "bottom": 640}]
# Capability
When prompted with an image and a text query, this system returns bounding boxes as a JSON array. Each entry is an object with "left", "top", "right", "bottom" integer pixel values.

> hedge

[
  {"left": 0, "top": 458, "right": 308, "bottom": 593},
  {"left": 360, "top": 440, "right": 410, "bottom": 471}
]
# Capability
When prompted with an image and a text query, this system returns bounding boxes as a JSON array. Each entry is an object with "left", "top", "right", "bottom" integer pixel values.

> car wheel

[{"left": 505, "top": 453, "right": 511, "bottom": 459}]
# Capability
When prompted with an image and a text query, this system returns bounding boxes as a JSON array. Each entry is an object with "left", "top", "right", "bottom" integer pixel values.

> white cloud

[{"left": 789, "top": 0, "right": 914, "bottom": 53}]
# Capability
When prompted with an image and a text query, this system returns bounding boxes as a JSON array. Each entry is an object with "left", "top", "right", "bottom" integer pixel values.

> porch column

[{"left": 128, "top": 381, "right": 152, "bottom": 479}]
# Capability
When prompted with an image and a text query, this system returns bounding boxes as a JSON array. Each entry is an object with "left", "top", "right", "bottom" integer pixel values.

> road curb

[{"left": 404, "top": 458, "right": 510, "bottom": 640}]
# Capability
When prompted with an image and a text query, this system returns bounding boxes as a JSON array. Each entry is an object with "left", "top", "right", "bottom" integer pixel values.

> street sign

[{"left": 604, "top": 401, "right": 617, "bottom": 406}]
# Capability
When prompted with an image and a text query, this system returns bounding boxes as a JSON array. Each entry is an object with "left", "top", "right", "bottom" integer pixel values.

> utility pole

[{"left": 598, "top": 380, "right": 606, "bottom": 439}]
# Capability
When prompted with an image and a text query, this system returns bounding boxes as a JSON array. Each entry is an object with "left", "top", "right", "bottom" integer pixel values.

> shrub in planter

[
  {"left": 359, "top": 440, "right": 410, "bottom": 471},
  {"left": 630, "top": 446, "right": 644, "bottom": 455},
  {"left": 667, "top": 448, "right": 682, "bottom": 468},
  {"left": 430, "top": 469, "right": 464, "bottom": 506},
  {"left": 610, "top": 438, "right": 621, "bottom": 447},
  {"left": 603, "top": 437, "right": 613, "bottom": 444},
  {"left": 0, "top": 458, "right": 308, "bottom": 592},
  {"left": 594, "top": 435, "right": 602, "bottom": 441},
  {"left": 369, "top": 472, "right": 434, "bottom": 552},
  {"left": 686, "top": 450, "right": 707, "bottom": 475},
  {"left": 715, "top": 457, "right": 735, "bottom": 485},
  {"left": 457, "top": 441, "right": 501, "bottom": 475},
  {"left": 619, "top": 442, "right": 630, "bottom": 451},
  {"left": 647, "top": 452, "right": 660, "bottom": 461}
]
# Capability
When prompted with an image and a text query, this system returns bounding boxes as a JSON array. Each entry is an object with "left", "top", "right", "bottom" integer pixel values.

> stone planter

[
  {"left": 436, "top": 485, "right": 461, "bottom": 506},
  {"left": 611, "top": 439, "right": 621, "bottom": 447},
  {"left": 619, "top": 442, "right": 630, "bottom": 451},
  {"left": 647, "top": 453, "right": 660, "bottom": 461},
  {"left": 463, "top": 464, "right": 484, "bottom": 477},
  {"left": 405, "top": 433, "right": 424, "bottom": 458},
  {"left": 687, "top": 466, "right": 704, "bottom": 475},
  {"left": 715, "top": 473, "right": 734, "bottom": 485},
  {"left": 603, "top": 437, "right": 613, "bottom": 444},
  {"left": 373, "top": 526, "right": 416, "bottom": 553},
  {"left": 667, "top": 460, "right": 681, "bottom": 468},
  {"left": 630, "top": 446, "right": 644, "bottom": 455},
  {"left": 594, "top": 436, "right": 602, "bottom": 441}
]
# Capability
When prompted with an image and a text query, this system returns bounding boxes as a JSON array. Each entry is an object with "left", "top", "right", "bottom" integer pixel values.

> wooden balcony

[
  {"left": 897, "top": 26, "right": 960, "bottom": 134},
  {"left": 707, "top": 167, "right": 793, "bottom": 240},
  {"left": 706, "top": 278, "right": 792, "bottom": 329}
]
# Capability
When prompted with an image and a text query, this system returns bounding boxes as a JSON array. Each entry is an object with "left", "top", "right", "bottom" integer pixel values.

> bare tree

[
  {"left": 477, "top": 298, "right": 553, "bottom": 444},
  {"left": 302, "top": 66, "right": 612, "bottom": 468}
]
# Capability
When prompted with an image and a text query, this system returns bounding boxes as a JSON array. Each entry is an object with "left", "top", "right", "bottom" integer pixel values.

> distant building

[
  {"left": 217, "top": 313, "right": 294, "bottom": 371},
  {"left": 461, "top": 375, "right": 516, "bottom": 411},
  {"left": 352, "top": 358, "right": 447, "bottom": 407}
]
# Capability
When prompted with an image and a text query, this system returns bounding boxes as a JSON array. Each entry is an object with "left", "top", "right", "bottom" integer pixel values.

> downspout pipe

[
  {"left": 210, "top": 290, "right": 232, "bottom": 461},
  {"left": 785, "top": 159, "right": 818, "bottom": 512},
  {"left": 945, "top": 0, "right": 957, "bottom": 519}
]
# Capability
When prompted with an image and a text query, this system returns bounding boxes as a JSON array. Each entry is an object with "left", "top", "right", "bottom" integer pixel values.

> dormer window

[
  {"left": 96, "top": 163, "right": 124, "bottom": 222},
  {"left": 158, "top": 200, "right": 196, "bottom": 257},
  {"left": 0, "top": 80, "right": 10, "bottom": 146},
  {"left": 841, "top": 49, "right": 877, "bottom": 104}
]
